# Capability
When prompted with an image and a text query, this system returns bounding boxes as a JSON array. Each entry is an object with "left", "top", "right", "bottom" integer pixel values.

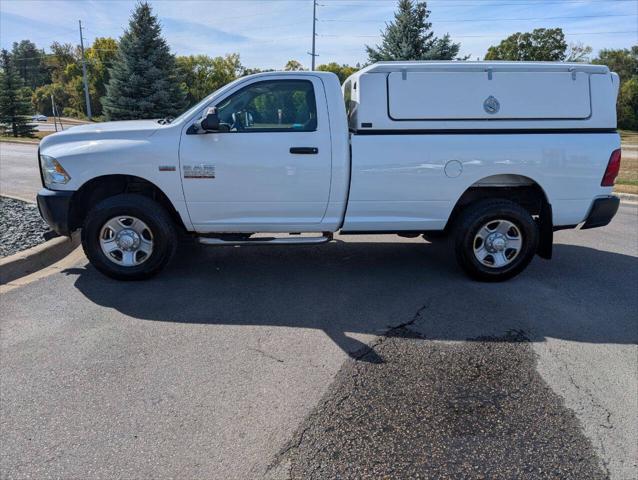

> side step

[{"left": 198, "top": 234, "right": 332, "bottom": 246}]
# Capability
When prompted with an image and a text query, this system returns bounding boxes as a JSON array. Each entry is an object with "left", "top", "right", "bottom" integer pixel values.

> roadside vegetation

[
  {"left": 0, "top": 50, "right": 36, "bottom": 137},
  {"left": 0, "top": 0, "right": 635, "bottom": 137},
  {"left": 617, "top": 130, "right": 638, "bottom": 194}
]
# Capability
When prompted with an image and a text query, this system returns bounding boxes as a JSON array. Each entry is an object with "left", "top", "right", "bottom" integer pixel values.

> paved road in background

[
  {"left": 2, "top": 204, "right": 636, "bottom": 479},
  {"left": 32, "top": 120, "right": 82, "bottom": 132},
  {"left": 32, "top": 121, "right": 60, "bottom": 132},
  {"left": 0, "top": 142, "right": 41, "bottom": 202}
]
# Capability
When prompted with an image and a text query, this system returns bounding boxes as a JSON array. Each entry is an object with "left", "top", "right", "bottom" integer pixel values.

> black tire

[
  {"left": 453, "top": 199, "right": 538, "bottom": 282},
  {"left": 81, "top": 194, "right": 177, "bottom": 280}
]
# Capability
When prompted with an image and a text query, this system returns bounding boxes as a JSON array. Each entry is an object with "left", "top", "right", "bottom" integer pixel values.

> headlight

[{"left": 40, "top": 155, "right": 71, "bottom": 187}]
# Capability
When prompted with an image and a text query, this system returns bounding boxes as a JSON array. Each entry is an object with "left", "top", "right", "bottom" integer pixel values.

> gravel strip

[
  {"left": 0, "top": 196, "right": 53, "bottom": 258},
  {"left": 277, "top": 329, "right": 607, "bottom": 480}
]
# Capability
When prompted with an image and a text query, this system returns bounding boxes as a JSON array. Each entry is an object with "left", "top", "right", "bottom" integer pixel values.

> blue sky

[{"left": 1, "top": 0, "right": 636, "bottom": 69}]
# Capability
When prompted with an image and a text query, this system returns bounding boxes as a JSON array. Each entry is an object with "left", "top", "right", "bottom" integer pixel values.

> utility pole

[
  {"left": 51, "top": 95, "right": 64, "bottom": 131},
  {"left": 51, "top": 95, "right": 58, "bottom": 132},
  {"left": 309, "top": 0, "right": 318, "bottom": 70},
  {"left": 78, "top": 20, "right": 92, "bottom": 120}
]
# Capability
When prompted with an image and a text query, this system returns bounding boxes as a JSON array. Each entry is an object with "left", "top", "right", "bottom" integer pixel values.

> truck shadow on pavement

[{"left": 66, "top": 239, "right": 638, "bottom": 362}]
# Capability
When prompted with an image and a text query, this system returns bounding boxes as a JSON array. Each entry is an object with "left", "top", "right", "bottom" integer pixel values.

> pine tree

[
  {"left": 102, "top": 2, "right": 186, "bottom": 120},
  {"left": 366, "top": 0, "right": 462, "bottom": 62},
  {"left": 0, "top": 49, "right": 36, "bottom": 137}
]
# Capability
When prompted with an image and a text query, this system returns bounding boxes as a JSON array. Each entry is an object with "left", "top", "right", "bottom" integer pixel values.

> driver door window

[{"left": 216, "top": 80, "right": 317, "bottom": 132}]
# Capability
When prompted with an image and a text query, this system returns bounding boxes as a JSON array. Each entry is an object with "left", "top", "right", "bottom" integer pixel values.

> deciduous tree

[
  {"left": 86, "top": 37, "right": 119, "bottom": 116},
  {"left": 284, "top": 60, "right": 305, "bottom": 71},
  {"left": 47, "top": 42, "right": 77, "bottom": 84},
  {"left": 32, "top": 82, "right": 69, "bottom": 117},
  {"left": 316, "top": 63, "right": 359, "bottom": 83},
  {"left": 593, "top": 46, "right": 638, "bottom": 84},
  {"left": 593, "top": 46, "right": 638, "bottom": 130},
  {"left": 176, "top": 53, "right": 243, "bottom": 106},
  {"left": 617, "top": 77, "right": 638, "bottom": 131},
  {"left": 566, "top": 42, "right": 592, "bottom": 63},
  {"left": 484, "top": 28, "right": 568, "bottom": 61}
]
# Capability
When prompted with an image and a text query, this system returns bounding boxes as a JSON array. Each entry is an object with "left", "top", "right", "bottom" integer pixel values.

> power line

[
  {"left": 323, "top": 0, "right": 637, "bottom": 6},
  {"left": 321, "top": 0, "right": 636, "bottom": 2},
  {"left": 321, "top": 13, "right": 638, "bottom": 23},
  {"left": 320, "top": 29, "right": 637, "bottom": 38}
]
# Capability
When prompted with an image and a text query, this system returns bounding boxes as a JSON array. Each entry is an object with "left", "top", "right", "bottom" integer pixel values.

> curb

[
  {"left": 1, "top": 193, "right": 36, "bottom": 204},
  {"left": 0, "top": 232, "right": 81, "bottom": 285},
  {"left": 616, "top": 192, "right": 638, "bottom": 204},
  {"left": 0, "top": 138, "right": 40, "bottom": 145}
]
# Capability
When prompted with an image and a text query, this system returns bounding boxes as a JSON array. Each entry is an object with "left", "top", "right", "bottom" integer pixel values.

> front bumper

[
  {"left": 581, "top": 195, "right": 620, "bottom": 230},
  {"left": 37, "top": 188, "right": 75, "bottom": 236}
]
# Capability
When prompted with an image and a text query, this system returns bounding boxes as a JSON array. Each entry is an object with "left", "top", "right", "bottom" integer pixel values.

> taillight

[{"left": 601, "top": 149, "right": 621, "bottom": 187}]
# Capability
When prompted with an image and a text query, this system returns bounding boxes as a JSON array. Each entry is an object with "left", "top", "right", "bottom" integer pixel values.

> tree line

[{"left": 1, "top": 0, "right": 636, "bottom": 137}]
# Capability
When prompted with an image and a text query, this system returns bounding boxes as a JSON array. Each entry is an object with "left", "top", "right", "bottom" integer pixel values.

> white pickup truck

[{"left": 37, "top": 61, "right": 622, "bottom": 281}]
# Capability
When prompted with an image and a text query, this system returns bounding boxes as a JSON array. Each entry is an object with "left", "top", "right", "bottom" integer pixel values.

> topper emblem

[{"left": 483, "top": 96, "right": 500, "bottom": 114}]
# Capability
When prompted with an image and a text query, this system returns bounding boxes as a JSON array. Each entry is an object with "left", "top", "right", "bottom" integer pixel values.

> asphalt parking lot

[{"left": 1, "top": 202, "right": 636, "bottom": 479}]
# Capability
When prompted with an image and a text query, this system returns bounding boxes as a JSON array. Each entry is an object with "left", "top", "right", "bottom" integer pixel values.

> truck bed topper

[{"left": 344, "top": 61, "right": 618, "bottom": 132}]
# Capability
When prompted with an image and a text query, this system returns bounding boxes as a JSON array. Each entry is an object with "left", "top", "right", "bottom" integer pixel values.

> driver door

[{"left": 179, "top": 76, "right": 332, "bottom": 232}]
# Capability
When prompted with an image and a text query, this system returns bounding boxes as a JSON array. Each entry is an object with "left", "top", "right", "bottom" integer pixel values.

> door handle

[{"left": 290, "top": 147, "right": 318, "bottom": 155}]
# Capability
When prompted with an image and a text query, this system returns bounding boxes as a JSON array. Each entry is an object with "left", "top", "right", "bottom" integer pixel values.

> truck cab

[{"left": 37, "top": 62, "right": 621, "bottom": 281}]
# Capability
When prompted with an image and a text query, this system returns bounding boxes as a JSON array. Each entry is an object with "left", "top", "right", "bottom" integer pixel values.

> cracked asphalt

[
  {"left": 278, "top": 330, "right": 606, "bottom": 480},
  {"left": 1, "top": 204, "right": 637, "bottom": 479}
]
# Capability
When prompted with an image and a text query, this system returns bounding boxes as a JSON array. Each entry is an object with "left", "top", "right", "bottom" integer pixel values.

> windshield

[{"left": 170, "top": 76, "right": 251, "bottom": 125}]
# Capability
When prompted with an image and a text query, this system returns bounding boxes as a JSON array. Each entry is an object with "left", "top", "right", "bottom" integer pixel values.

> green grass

[
  {"left": 0, "top": 130, "right": 52, "bottom": 144},
  {"left": 617, "top": 133, "right": 637, "bottom": 194},
  {"left": 0, "top": 136, "right": 39, "bottom": 144}
]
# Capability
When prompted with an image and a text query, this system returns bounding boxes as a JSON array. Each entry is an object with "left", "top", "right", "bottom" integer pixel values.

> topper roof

[{"left": 358, "top": 61, "right": 609, "bottom": 75}]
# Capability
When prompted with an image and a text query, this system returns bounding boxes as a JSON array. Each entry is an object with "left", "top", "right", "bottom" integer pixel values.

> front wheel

[
  {"left": 81, "top": 194, "right": 177, "bottom": 280},
  {"left": 453, "top": 199, "right": 538, "bottom": 282}
]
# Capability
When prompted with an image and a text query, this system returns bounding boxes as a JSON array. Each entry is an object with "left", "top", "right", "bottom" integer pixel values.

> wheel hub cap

[
  {"left": 473, "top": 219, "right": 523, "bottom": 269},
  {"left": 99, "top": 216, "right": 153, "bottom": 267},
  {"left": 116, "top": 229, "right": 141, "bottom": 251},
  {"left": 485, "top": 233, "right": 507, "bottom": 252}
]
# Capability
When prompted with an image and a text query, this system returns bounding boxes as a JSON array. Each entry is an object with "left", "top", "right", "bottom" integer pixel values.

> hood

[
  {"left": 40, "top": 119, "right": 161, "bottom": 148},
  {"left": 62, "top": 119, "right": 160, "bottom": 135}
]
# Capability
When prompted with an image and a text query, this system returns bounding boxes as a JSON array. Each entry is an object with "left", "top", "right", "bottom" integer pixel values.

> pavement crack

[
  {"left": 352, "top": 303, "right": 429, "bottom": 362},
  {"left": 388, "top": 303, "right": 429, "bottom": 333},
  {"left": 562, "top": 355, "right": 614, "bottom": 430},
  {"left": 249, "top": 347, "right": 284, "bottom": 364},
  {"left": 544, "top": 345, "right": 614, "bottom": 479},
  {"left": 266, "top": 424, "right": 311, "bottom": 475},
  {"left": 264, "top": 305, "right": 433, "bottom": 473}
]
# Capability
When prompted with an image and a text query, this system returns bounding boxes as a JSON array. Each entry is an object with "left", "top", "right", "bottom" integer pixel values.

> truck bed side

[{"left": 343, "top": 132, "right": 620, "bottom": 231}]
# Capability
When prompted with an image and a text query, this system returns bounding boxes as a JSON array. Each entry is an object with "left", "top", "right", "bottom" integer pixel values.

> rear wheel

[
  {"left": 453, "top": 199, "right": 538, "bottom": 282},
  {"left": 81, "top": 194, "right": 177, "bottom": 280}
]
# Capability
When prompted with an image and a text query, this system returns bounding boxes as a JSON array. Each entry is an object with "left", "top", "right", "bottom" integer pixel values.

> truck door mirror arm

[{"left": 188, "top": 107, "right": 230, "bottom": 134}]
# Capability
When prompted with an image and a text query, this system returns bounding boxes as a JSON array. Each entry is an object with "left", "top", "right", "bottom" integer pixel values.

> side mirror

[{"left": 195, "top": 107, "right": 220, "bottom": 132}]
